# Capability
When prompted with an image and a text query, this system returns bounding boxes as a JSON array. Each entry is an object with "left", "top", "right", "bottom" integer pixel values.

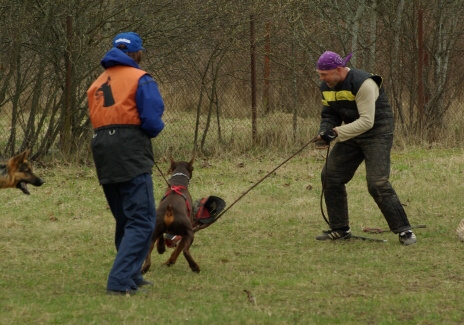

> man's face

[{"left": 316, "top": 67, "right": 342, "bottom": 88}]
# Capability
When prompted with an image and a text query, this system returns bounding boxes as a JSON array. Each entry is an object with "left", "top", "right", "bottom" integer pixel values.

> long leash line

[
  {"left": 153, "top": 138, "right": 386, "bottom": 242},
  {"left": 213, "top": 135, "right": 319, "bottom": 222},
  {"left": 320, "top": 145, "right": 331, "bottom": 227},
  {"left": 153, "top": 161, "right": 170, "bottom": 187}
]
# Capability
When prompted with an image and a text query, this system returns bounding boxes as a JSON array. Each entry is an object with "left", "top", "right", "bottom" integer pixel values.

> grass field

[{"left": 1, "top": 147, "right": 464, "bottom": 324}]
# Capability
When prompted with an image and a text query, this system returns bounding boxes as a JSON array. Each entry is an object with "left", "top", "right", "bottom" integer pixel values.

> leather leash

[
  {"left": 213, "top": 135, "right": 320, "bottom": 222},
  {"left": 154, "top": 160, "right": 170, "bottom": 187}
]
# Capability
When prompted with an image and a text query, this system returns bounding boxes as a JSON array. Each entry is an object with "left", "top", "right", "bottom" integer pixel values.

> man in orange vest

[{"left": 87, "top": 32, "right": 165, "bottom": 295}]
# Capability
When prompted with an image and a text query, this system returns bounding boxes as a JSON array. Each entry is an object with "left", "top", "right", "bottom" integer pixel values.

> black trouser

[{"left": 321, "top": 134, "right": 411, "bottom": 234}]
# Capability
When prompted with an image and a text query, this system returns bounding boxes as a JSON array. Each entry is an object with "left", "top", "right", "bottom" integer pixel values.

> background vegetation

[
  {"left": 1, "top": 2, "right": 464, "bottom": 323},
  {"left": 1, "top": 148, "right": 464, "bottom": 324},
  {"left": 1, "top": 0, "right": 464, "bottom": 160}
]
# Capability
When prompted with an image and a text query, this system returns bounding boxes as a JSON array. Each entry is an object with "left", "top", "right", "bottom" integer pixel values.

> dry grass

[{"left": 1, "top": 147, "right": 464, "bottom": 324}]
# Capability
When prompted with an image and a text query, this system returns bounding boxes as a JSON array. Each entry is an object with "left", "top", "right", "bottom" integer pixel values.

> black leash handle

[{"left": 213, "top": 135, "right": 319, "bottom": 222}]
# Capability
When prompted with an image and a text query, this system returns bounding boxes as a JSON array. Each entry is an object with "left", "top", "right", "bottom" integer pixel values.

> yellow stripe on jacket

[{"left": 321, "top": 90, "right": 356, "bottom": 106}]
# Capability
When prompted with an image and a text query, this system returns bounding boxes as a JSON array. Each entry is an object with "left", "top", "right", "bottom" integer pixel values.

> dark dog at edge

[
  {"left": 0, "top": 150, "right": 44, "bottom": 194},
  {"left": 141, "top": 156, "right": 200, "bottom": 273}
]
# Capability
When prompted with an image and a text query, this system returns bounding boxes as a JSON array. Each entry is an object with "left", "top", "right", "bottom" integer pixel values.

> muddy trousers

[
  {"left": 102, "top": 173, "right": 156, "bottom": 292},
  {"left": 321, "top": 134, "right": 411, "bottom": 234}
]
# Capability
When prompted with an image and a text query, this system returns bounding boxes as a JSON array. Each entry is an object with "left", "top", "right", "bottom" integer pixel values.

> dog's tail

[{"left": 164, "top": 205, "right": 175, "bottom": 226}]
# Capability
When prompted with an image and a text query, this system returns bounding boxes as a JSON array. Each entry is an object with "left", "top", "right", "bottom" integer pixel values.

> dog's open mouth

[{"left": 16, "top": 181, "right": 30, "bottom": 195}]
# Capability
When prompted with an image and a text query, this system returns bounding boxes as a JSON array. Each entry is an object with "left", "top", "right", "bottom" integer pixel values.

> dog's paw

[
  {"left": 164, "top": 259, "right": 175, "bottom": 267},
  {"left": 190, "top": 264, "right": 200, "bottom": 273},
  {"left": 141, "top": 266, "right": 150, "bottom": 274},
  {"left": 141, "top": 261, "right": 151, "bottom": 274},
  {"left": 157, "top": 242, "right": 166, "bottom": 254}
]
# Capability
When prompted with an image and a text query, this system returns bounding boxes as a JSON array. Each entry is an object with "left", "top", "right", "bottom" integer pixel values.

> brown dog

[
  {"left": 141, "top": 157, "right": 200, "bottom": 273},
  {"left": 0, "top": 150, "right": 44, "bottom": 194}
]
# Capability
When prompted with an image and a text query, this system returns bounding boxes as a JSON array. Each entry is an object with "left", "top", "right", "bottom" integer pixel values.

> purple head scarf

[{"left": 317, "top": 51, "right": 352, "bottom": 70}]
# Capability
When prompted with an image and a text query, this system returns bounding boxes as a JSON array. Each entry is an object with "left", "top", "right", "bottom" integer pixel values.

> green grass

[{"left": 1, "top": 147, "right": 464, "bottom": 324}]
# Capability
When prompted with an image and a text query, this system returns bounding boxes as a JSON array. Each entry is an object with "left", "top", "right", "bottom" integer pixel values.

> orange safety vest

[{"left": 87, "top": 65, "right": 147, "bottom": 129}]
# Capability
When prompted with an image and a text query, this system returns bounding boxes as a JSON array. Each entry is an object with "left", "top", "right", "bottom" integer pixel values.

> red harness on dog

[
  {"left": 162, "top": 193, "right": 227, "bottom": 248},
  {"left": 162, "top": 185, "right": 191, "bottom": 217}
]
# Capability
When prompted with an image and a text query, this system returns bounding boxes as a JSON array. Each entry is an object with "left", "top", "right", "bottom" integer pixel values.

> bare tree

[{"left": 1, "top": 0, "right": 464, "bottom": 160}]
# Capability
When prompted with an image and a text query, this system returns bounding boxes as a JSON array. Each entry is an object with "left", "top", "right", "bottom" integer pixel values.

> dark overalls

[{"left": 319, "top": 69, "right": 412, "bottom": 234}]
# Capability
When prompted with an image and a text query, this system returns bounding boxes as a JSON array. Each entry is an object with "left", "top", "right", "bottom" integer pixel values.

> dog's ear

[
  {"left": 168, "top": 156, "right": 176, "bottom": 174},
  {"left": 188, "top": 157, "right": 195, "bottom": 175},
  {"left": 12, "top": 149, "right": 30, "bottom": 163},
  {"left": 190, "top": 149, "right": 195, "bottom": 164}
]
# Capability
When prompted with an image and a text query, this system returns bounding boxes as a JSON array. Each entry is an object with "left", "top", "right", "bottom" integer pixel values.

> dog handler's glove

[
  {"left": 314, "top": 139, "right": 329, "bottom": 149},
  {"left": 319, "top": 128, "right": 337, "bottom": 144}
]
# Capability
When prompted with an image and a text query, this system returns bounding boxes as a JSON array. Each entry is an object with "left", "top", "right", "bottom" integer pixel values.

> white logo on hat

[{"left": 115, "top": 38, "right": 131, "bottom": 44}]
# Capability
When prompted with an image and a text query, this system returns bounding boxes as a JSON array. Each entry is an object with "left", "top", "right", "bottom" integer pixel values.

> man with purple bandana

[{"left": 314, "top": 51, "right": 416, "bottom": 245}]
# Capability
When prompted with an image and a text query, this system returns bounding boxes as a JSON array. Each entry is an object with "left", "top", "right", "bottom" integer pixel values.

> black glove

[{"left": 319, "top": 129, "right": 337, "bottom": 144}]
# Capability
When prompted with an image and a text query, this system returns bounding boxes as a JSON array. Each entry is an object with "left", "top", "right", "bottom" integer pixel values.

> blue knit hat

[{"left": 112, "top": 32, "right": 145, "bottom": 53}]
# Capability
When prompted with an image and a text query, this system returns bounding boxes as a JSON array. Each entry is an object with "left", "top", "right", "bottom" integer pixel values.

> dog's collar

[{"left": 170, "top": 172, "right": 190, "bottom": 181}]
